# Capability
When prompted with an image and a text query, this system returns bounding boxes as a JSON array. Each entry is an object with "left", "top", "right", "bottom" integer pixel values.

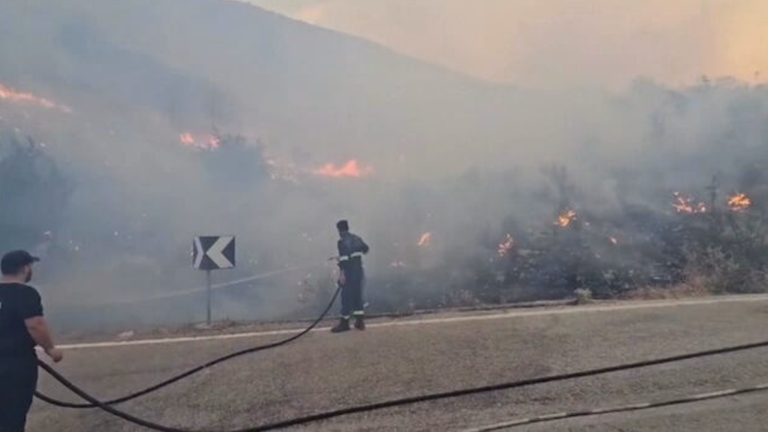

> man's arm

[
  {"left": 337, "top": 240, "right": 347, "bottom": 284},
  {"left": 337, "top": 240, "right": 344, "bottom": 267},
  {"left": 25, "top": 316, "right": 56, "bottom": 349},
  {"left": 25, "top": 316, "right": 63, "bottom": 362},
  {"left": 20, "top": 288, "right": 63, "bottom": 362}
]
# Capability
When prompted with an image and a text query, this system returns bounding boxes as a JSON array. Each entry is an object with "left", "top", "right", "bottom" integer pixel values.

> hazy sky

[{"left": 243, "top": 0, "right": 768, "bottom": 88}]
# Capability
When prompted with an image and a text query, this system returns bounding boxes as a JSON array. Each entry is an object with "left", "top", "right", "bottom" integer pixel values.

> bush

[{"left": 0, "top": 135, "right": 72, "bottom": 250}]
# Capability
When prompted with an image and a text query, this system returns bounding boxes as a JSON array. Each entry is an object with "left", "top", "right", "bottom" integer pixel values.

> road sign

[
  {"left": 193, "top": 235, "right": 236, "bottom": 325},
  {"left": 193, "top": 236, "right": 235, "bottom": 270}
]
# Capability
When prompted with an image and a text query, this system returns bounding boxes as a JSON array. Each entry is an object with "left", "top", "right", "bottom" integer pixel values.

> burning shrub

[{"left": 374, "top": 167, "right": 768, "bottom": 311}]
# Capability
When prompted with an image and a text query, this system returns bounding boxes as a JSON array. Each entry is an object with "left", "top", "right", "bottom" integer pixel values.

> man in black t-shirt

[{"left": 0, "top": 250, "right": 63, "bottom": 432}]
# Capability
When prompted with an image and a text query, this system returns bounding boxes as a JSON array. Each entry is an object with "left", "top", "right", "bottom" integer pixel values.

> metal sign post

[
  {"left": 193, "top": 235, "right": 236, "bottom": 326},
  {"left": 206, "top": 269, "right": 212, "bottom": 325}
]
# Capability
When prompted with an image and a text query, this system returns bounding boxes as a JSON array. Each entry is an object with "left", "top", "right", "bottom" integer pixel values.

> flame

[
  {"left": 417, "top": 232, "right": 432, "bottom": 247},
  {"left": 180, "top": 133, "right": 195, "bottom": 145},
  {"left": 0, "top": 83, "right": 71, "bottom": 113},
  {"left": 556, "top": 209, "right": 577, "bottom": 227},
  {"left": 728, "top": 192, "right": 752, "bottom": 212},
  {"left": 179, "top": 132, "right": 220, "bottom": 150},
  {"left": 314, "top": 159, "right": 374, "bottom": 178},
  {"left": 497, "top": 234, "right": 515, "bottom": 257},
  {"left": 672, "top": 192, "right": 707, "bottom": 214}
]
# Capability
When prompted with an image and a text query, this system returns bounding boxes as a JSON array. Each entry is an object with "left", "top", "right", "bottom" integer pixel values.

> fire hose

[
  {"left": 462, "top": 381, "right": 768, "bottom": 431},
  {"left": 86, "top": 258, "right": 340, "bottom": 307},
  {"left": 36, "top": 260, "right": 341, "bottom": 409},
  {"left": 37, "top": 334, "right": 768, "bottom": 431}
]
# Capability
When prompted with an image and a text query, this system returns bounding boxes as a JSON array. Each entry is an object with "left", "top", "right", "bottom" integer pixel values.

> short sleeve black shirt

[{"left": 0, "top": 283, "right": 43, "bottom": 358}]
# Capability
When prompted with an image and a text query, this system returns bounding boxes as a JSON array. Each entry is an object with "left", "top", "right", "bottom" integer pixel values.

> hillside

[{"left": 0, "top": 0, "right": 521, "bottom": 174}]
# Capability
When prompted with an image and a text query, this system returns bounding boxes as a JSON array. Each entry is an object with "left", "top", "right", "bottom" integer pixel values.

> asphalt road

[{"left": 28, "top": 295, "right": 768, "bottom": 432}]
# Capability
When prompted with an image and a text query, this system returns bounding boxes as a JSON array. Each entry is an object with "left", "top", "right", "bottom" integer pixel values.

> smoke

[
  {"left": 249, "top": 0, "right": 768, "bottom": 88},
  {"left": 0, "top": 0, "right": 767, "bottom": 331}
]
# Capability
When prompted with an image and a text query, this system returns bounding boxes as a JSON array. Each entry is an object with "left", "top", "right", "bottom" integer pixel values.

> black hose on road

[
  {"left": 39, "top": 334, "right": 768, "bottom": 431},
  {"left": 36, "top": 284, "right": 341, "bottom": 409},
  {"left": 463, "top": 382, "right": 768, "bottom": 431}
]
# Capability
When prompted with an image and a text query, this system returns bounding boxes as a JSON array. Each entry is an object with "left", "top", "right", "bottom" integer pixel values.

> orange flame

[
  {"left": 728, "top": 193, "right": 752, "bottom": 212},
  {"left": 179, "top": 132, "right": 220, "bottom": 150},
  {"left": 417, "top": 232, "right": 432, "bottom": 247},
  {"left": 498, "top": 234, "right": 515, "bottom": 257},
  {"left": 180, "top": 133, "right": 195, "bottom": 145},
  {"left": 672, "top": 192, "right": 707, "bottom": 214},
  {"left": 556, "top": 209, "right": 577, "bottom": 227},
  {"left": 0, "top": 83, "right": 71, "bottom": 113},
  {"left": 314, "top": 159, "right": 374, "bottom": 178}
]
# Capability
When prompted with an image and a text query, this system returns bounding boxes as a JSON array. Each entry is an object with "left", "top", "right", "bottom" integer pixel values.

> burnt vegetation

[{"left": 371, "top": 164, "right": 768, "bottom": 313}]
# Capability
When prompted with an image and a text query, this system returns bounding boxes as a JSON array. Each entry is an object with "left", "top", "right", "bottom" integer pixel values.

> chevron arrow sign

[{"left": 193, "top": 235, "right": 236, "bottom": 270}]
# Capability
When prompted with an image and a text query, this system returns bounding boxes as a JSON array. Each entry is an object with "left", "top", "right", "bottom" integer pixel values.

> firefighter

[{"left": 332, "top": 220, "right": 370, "bottom": 333}]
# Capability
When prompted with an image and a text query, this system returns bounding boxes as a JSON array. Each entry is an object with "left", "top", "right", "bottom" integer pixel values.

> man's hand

[
  {"left": 338, "top": 271, "right": 346, "bottom": 286},
  {"left": 45, "top": 347, "right": 64, "bottom": 363}
]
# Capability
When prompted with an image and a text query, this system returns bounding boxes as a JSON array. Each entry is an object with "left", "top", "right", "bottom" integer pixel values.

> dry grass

[{"left": 621, "top": 280, "right": 713, "bottom": 300}]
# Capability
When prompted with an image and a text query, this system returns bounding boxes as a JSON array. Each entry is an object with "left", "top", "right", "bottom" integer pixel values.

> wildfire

[
  {"left": 179, "top": 132, "right": 220, "bottom": 150},
  {"left": 180, "top": 133, "right": 194, "bottom": 145},
  {"left": 672, "top": 192, "right": 707, "bottom": 214},
  {"left": 497, "top": 234, "right": 515, "bottom": 257},
  {"left": 556, "top": 209, "right": 577, "bottom": 228},
  {"left": 0, "top": 83, "right": 71, "bottom": 113},
  {"left": 728, "top": 193, "right": 752, "bottom": 212},
  {"left": 314, "top": 159, "right": 374, "bottom": 179},
  {"left": 417, "top": 232, "right": 433, "bottom": 247}
]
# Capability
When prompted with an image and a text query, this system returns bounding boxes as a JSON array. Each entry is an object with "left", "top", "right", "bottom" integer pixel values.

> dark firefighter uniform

[{"left": 334, "top": 229, "right": 370, "bottom": 332}]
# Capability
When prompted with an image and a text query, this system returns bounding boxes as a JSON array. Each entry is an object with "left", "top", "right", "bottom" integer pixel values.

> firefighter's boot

[
  {"left": 354, "top": 315, "right": 366, "bottom": 330},
  {"left": 331, "top": 318, "right": 351, "bottom": 333}
]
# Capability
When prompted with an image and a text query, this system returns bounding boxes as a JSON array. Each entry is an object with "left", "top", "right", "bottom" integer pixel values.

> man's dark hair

[
  {"left": 336, "top": 220, "right": 349, "bottom": 232},
  {"left": 1, "top": 250, "right": 39, "bottom": 275}
]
